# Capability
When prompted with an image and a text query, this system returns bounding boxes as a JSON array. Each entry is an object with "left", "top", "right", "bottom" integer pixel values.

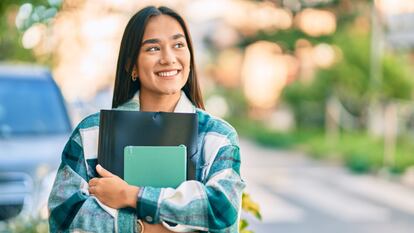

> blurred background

[{"left": 1, "top": 0, "right": 414, "bottom": 232}]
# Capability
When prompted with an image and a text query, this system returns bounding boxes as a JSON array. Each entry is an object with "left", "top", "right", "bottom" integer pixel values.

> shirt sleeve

[
  {"left": 136, "top": 144, "right": 245, "bottom": 233},
  {"left": 47, "top": 128, "right": 136, "bottom": 233}
]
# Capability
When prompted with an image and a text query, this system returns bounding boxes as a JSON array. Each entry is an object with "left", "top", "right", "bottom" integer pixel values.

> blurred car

[{"left": 0, "top": 65, "right": 71, "bottom": 221}]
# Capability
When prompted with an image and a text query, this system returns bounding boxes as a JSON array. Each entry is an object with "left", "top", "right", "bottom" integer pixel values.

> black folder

[{"left": 97, "top": 110, "right": 198, "bottom": 180}]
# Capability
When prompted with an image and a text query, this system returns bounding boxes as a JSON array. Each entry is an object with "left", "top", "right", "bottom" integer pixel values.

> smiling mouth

[{"left": 156, "top": 70, "right": 180, "bottom": 78}]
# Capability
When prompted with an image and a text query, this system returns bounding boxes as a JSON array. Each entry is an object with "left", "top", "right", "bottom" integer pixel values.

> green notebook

[{"left": 124, "top": 145, "right": 187, "bottom": 188}]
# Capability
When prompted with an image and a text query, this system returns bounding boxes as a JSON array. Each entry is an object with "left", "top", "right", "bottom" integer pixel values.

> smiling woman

[
  {"left": 111, "top": 6, "right": 204, "bottom": 113},
  {"left": 48, "top": 5, "right": 245, "bottom": 233}
]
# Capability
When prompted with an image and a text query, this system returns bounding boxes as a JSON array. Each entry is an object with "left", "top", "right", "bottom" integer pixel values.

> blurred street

[{"left": 240, "top": 139, "right": 414, "bottom": 233}]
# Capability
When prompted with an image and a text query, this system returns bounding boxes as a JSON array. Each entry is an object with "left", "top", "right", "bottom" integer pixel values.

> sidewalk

[{"left": 239, "top": 138, "right": 414, "bottom": 233}]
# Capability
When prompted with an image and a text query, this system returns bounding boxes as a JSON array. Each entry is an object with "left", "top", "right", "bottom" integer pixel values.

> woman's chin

[{"left": 156, "top": 88, "right": 182, "bottom": 96}]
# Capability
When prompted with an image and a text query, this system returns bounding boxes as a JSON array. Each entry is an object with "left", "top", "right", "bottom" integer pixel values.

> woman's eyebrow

[
  {"left": 142, "top": 38, "right": 160, "bottom": 45},
  {"left": 142, "top": 33, "right": 185, "bottom": 45},
  {"left": 172, "top": 33, "right": 185, "bottom": 40}
]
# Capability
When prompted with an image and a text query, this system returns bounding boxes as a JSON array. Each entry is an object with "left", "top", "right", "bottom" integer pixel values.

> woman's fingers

[
  {"left": 88, "top": 178, "right": 102, "bottom": 196},
  {"left": 96, "top": 164, "right": 115, "bottom": 177},
  {"left": 87, "top": 175, "right": 133, "bottom": 208},
  {"left": 89, "top": 178, "right": 99, "bottom": 186},
  {"left": 88, "top": 185, "right": 96, "bottom": 195}
]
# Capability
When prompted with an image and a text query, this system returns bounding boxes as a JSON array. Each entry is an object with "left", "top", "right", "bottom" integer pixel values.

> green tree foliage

[
  {"left": 0, "top": 2, "right": 34, "bottom": 62},
  {"left": 282, "top": 73, "right": 331, "bottom": 128},
  {"left": 381, "top": 53, "right": 414, "bottom": 100},
  {"left": 0, "top": 0, "right": 59, "bottom": 62},
  {"left": 282, "top": 24, "right": 414, "bottom": 128}
]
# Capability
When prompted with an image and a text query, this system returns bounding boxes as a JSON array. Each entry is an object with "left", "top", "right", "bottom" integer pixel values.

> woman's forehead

[{"left": 142, "top": 15, "right": 185, "bottom": 40}]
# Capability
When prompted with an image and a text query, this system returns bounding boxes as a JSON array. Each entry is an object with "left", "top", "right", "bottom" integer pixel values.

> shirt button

[{"left": 145, "top": 216, "right": 153, "bottom": 222}]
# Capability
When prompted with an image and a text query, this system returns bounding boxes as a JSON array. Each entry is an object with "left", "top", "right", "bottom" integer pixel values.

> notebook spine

[{"left": 98, "top": 110, "right": 114, "bottom": 172}]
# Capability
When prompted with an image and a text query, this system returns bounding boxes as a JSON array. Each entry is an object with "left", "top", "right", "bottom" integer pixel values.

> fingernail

[{"left": 96, "top": 164, "right": 102, "bottom": 170}]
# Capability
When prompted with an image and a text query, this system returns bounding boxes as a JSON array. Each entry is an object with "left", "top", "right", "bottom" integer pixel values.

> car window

[{"left": 0, "top": 78, "right": 71, "bottom": 136}]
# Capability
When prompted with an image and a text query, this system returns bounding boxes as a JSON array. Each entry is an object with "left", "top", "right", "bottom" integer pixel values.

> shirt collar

[{"left": 117, "top": 90, "right": 196, "bottom": 113}]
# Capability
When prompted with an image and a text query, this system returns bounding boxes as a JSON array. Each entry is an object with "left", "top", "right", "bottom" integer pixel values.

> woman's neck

[{"left": 139, "top": 90, "right": 181, "bottom": 112}]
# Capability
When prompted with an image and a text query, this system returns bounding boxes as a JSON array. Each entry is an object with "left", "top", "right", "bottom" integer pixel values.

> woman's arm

[
  {"left": 136, "top": 144, "right": 245, "bottom": 233},
  {"left": 85, "top": 144, "right": 243, "bottom": 232},
  {"left": 49, "top": 119, "right": 140, "bottom": 233},
  {"left": 48, "top": 129, "right": 117, "bottom": 232},
  {"left": 49, "top": 116, "right": 186, "bottom": 233},
  {"left": 88, "top": 165, "right": 185, "bottom": 233}
]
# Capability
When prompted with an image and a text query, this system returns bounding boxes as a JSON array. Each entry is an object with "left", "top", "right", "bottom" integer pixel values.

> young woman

[{"left": 48, "top": 6, "right": 245, "bottom": 233}]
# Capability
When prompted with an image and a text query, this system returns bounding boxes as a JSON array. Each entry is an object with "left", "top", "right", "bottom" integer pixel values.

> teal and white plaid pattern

[{"left": 48, "top": 92, "right": 245, "bottom": 233}]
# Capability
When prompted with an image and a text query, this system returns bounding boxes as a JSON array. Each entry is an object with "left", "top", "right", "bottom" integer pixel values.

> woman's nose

[{"left": 159, "top": 48, "right": 177, "bottom": 65}]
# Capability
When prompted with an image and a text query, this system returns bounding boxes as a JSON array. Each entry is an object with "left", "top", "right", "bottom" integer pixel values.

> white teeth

[{"left": 157, "top": 70, "right": 178, "bottom": 77}]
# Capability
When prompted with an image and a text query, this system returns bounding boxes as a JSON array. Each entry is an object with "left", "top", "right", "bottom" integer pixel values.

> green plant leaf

[{"left": 242, "top": 192, "right": 262, "bottom": 220}]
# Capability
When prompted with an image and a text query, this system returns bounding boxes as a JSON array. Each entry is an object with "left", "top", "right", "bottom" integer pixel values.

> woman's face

[{"left": 136, "top": 15, "right": 191, "bottom": 97}]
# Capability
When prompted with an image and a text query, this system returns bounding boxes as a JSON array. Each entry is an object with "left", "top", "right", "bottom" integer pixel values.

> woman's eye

[
  {"left": 174, "top": 42, "right": 185, "bottom": 48},
  {"left": 146, "top": 46, "right": 159, "bottom": 52}
]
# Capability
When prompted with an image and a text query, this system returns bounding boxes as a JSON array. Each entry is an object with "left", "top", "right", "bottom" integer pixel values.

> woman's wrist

[{"left": 124, "top": 185, "right": 139, "bottom": 208}]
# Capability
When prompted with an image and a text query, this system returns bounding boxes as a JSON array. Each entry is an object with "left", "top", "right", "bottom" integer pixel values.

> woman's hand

[{"left": 88, "top": 164, "right": 139, "bottom": 209}]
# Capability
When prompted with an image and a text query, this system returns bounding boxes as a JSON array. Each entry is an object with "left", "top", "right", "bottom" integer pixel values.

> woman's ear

[
  {"left": 132, "top": 64, "right": 138, "bottom": 75},
  {"left": 125, "top": 59, "right": 139, "bottom": 76}
]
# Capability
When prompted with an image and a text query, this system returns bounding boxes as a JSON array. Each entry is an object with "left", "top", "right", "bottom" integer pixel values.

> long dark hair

[{"left": 112, "top": 6, "right": 204, "bottom": 109}]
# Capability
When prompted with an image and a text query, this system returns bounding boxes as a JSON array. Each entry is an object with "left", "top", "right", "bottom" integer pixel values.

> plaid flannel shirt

[{"left": 48, "top": 92, "right": 245, "bottom": 233}]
